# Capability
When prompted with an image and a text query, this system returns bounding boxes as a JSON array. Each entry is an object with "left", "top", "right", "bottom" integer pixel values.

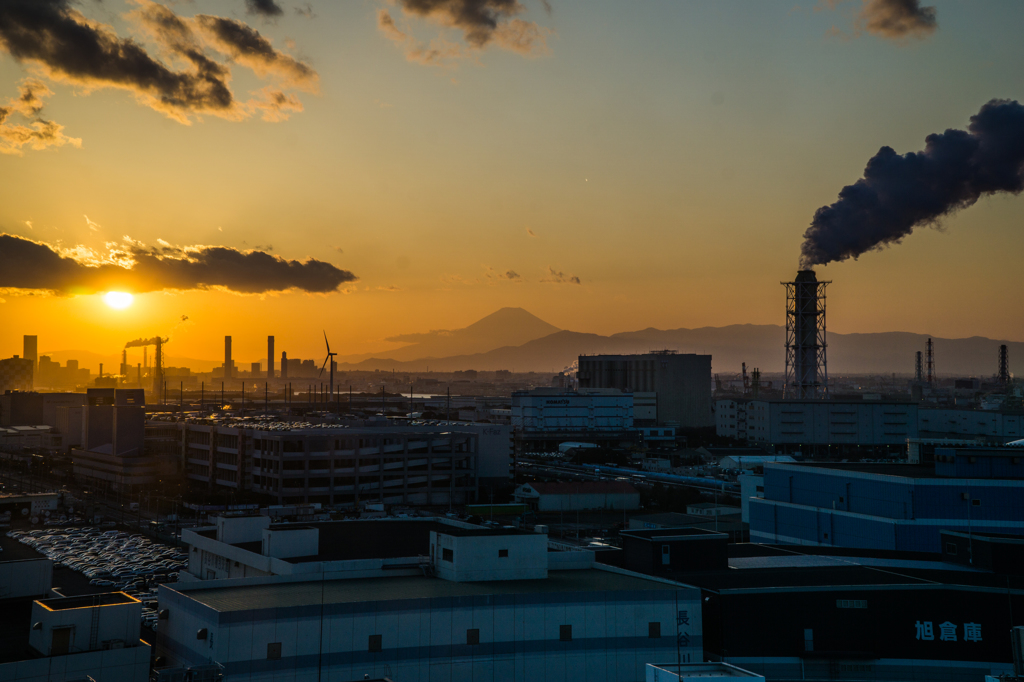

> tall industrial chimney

[
  {"left": 999, "top": 344, "right": 1009, "bottom": 386},
  {"left": 281, "top": 351, "right": 288, "bottom": 379},
  {"left": 915, "top": 351, "right": 924, "bottom": 383},
  {"left": 783, "top": 269, "right": 830, "bottom": 399},
  {"left": 224, "top": 335, "right": 233, "bottom": 379},
  {"left": 153, "top": 337, "right": 164, "bottom": 398},
  {"left": 925, "top": 338, "right": 935, "bottom": 385},
  {"left": 268, "top": 336, "right": 275, "bottom": 379}
]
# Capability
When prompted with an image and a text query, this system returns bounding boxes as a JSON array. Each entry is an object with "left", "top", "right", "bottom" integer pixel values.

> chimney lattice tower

[{"left": 783, "top": 270, "right": 830, "bottom": 399}]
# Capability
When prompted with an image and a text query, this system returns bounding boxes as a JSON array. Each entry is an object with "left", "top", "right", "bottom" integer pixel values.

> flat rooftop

[
  {"left": 773, "top": 462, "right": 940, "bottom": 478},
  {"left": 197, "top": 520, "right": 530, "bottom": 563},
  {"left": 172, "top": 569, "right": 679, "bottom": 613},
  {"left": 38, "top": 592, "right": 138, "bottom": 611}
]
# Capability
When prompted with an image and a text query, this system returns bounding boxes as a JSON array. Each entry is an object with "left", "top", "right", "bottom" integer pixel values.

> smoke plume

[
  {"left": 0, "top": 234, "right": 358, "bottom": 296},
  {"left": 125, "top": 337, "right": 168, "bottom": 349},
  {"left": 800, "top": 99, "right": 1024, "bottom": 267}
]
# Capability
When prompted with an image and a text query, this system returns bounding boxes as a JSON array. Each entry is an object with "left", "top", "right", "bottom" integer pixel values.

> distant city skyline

[{"left": 2, "top": 1, "right": 1024, "bottom": 363}]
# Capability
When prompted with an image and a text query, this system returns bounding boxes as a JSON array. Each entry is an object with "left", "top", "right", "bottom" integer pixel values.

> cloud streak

[
  {"left": 245, "top": 0, "right": 284, "bottom": 17},
  {"left": 0, "top": 234, "right": 358, "bottom": 296},
  {"left": 379, "top": 0, "right": 551, "bottom": 66},
  {"left": 0, "top": 79, "right": 80, "bottom": 154},
  {"left": 540, "top": 266, "right": 580, "bottom": 284},
  {"left": 859, "top": 0, "right": 936, "bottom": 39},
  {"left": 0, "top": 0, "right": 317, "bottom": 125}
]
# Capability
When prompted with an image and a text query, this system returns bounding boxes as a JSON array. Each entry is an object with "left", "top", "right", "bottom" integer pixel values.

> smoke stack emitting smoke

[
  {"left": 800, "top": 98, "right": 1024, "bottom": 268},
  {"left": 125, "top": 337, "right": 168, "bottom": 349}
]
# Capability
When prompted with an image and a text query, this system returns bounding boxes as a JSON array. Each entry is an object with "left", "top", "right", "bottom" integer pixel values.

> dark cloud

[
  {"left": 245, "top": 0, "right": 284, "bottom": 17},
  {"left": 295, "top": 4, "right": 316, "bottom": 19},
  {"left": 0, "top": 234, "right": 357, "bottom": 296},
  {"left": 540, "top": 266, "right": 580, "bottom": 284},
  {"left": 194, "top": 14, "right": 319, "bottom": 91},
  {"left": 503, "top": 270, "right": 521, "bottom": 280},
  {"left": 0, "top": 79, "right": 80, "bottom": 154},
  {"left": 0, "top": 0, "right": 316, "bottom": 125},
  {"left": 801, "top": 99, "right": 1024, "bottom": 267},
  {"left": 860, "top": 0, "right": 936, "bottom": 39},
  {"left": 380, "top": 0, "right": 550, "bottom": 64}
]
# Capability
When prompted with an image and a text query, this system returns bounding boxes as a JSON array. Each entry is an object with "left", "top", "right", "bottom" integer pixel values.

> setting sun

[{"left": 103, "top": 291, "right": 133, "bottom": 309}]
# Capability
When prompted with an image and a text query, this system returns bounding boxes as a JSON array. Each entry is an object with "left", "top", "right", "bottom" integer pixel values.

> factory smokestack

[
  {"left": 783, "top": 270, "right": 829, "bottom": 399},
  {"left": 999, "top": 344, "right": 1009, "bottom": 386},
  {"left": 268, "top": 336, "right": 275, "bottom": 379},
  {"left": 801, "top": 99, "right": 1024, "bottom": 267},
  {"left": 225, "top": 335, "right": 233, "bottom": 379},
  {"left": 281, "top": 351, "right": 288, "bottom": 379}
]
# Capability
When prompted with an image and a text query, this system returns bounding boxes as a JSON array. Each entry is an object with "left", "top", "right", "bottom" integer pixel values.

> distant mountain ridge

[
  {"left": 42, "top": 309, "right": 1023, "bottom": 377},
  {"left": 336, "top": 319, "right": 1022, "bottom": 377}
]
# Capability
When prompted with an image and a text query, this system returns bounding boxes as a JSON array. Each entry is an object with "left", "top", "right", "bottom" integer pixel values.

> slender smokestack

[
  {"left": 783, "top": 270, "right": 830, "bottom": 399},
  {"left": 281, "top": 351, "right": 288, "bottom": 379},
  {"left": 268, "top": 336, "right": 275, "bottom": 379},
  {"left": 225, "top": 335, "right": 233, "bottom": 379}
]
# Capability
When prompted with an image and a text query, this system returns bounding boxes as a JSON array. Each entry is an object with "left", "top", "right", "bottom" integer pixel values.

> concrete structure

[
  {"left": 620, "top": 543, "right": 1022, "bottom": 682},
  {"left": 54, "top": 405, "right": 85, "bottom": 451},
  {"left": 156, "top": 562, "right": 702, "bottom": 682},
  {"left": 0, "top": 558, "right": 52, "bottom": 600},
  {"left": 22, "top": 336, "right": 37, "bottom": 382},
  {"left": 918, "top": 407, "right": 1024, "bottom": 442},
  {"left": 620, "top": 527, "right": 728, "bottom": 575},
  {"left": 511, "top": 388, "right": 633, "bottom": 434},
  {"left": 578, "top": 351, "right": 713, "bottom": 429},
  {"left": 0, "top": 567, "right": 149, "bottom": 682},
  {"left": 646, "top": 662, "right": 764, "bottom": 682},
  {"left": 737, "top": 474, "right": 764, "bottom": 523},
  {"left": 513, "top": 481, "right": 640, "bottom": 512},
  {"left": 0, "top": 391, "right": 87, "bottom": 428},
  {"left": 431, "top": 527, "right": 548, "bottom": 582},
  {"left": 181, "top": 421, "right": 509, "bottom": 506},
  {"left": 0, "top": 357, "right": 33, "bottom": 394},
  {"left": 749, "top": 457, "right": 1024, "bottom": 552},
  {"left": 72, "top": 388, "right": 174, "bottom": 490},
  {"left": 224, "top": 335, "right": 234, "bottom": 379},
  {"left": 268, "top": 335, "right": 275, "bottom": 379},
  {"left": 715, "top": 399, "right": 918, "bottom": 448},
  {"left": 716, "top": 454, "right": 795, "bottom": 469}
]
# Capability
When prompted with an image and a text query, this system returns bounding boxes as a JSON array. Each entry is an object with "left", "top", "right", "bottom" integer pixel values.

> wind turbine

[{"left": 319, "top": 331, "right": 337, "bottom": 409}]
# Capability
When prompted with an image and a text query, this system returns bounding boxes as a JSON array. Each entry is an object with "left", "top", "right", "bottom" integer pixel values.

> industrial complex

[{"left": 2, "top": 270, "right": 1023, "bottom": 682}]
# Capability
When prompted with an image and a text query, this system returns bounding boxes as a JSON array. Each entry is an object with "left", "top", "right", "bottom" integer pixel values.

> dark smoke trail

[
  {"left": 800, "top": 99, "right": 1024, "bottom": 267},
  {"left": 125, "top": 337, "right": 168, "bottom": 349}
]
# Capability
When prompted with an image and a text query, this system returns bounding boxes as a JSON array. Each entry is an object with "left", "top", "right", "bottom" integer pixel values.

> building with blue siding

[{"left": 749, "top": 455, "right": 1024, "bottom": 553}]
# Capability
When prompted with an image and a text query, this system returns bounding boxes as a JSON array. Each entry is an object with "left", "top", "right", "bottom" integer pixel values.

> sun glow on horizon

[{"left": 103, "top": 291, "right": 134, "bottom": 309}]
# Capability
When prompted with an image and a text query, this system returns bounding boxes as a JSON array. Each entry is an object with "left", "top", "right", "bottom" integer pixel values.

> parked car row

[{"left": 6, "top": 526, "right": 189, "bottom": 632}]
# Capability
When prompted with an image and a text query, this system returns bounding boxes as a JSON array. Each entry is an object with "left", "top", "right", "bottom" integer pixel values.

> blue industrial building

[{"left": 749, "top": 448, "right": 1024, "bottom": 553}]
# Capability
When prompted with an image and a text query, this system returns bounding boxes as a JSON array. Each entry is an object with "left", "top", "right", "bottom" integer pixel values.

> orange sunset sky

[{"left": 1, "top": 1, "right": 1023, "bottom": 367}]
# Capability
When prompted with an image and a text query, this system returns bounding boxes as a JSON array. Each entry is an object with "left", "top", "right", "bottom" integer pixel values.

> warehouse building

[
  {"left": 157, "top": 520, "right": 703, "bottom": 682},
  {"left": 715, "top": 398, "right": 918, "bottom": 449},
  {"left": 748, "top": 449, "right": 1024, "bottom": 552},
  {"left": 513, "top": 481, "right": 640, "bottom": 512},
  {"left": 578, "top": 351, "right": 713, "bottom": 429},
  {"left": 181, "top": 421, "right": 510, "bottom": 507}
]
